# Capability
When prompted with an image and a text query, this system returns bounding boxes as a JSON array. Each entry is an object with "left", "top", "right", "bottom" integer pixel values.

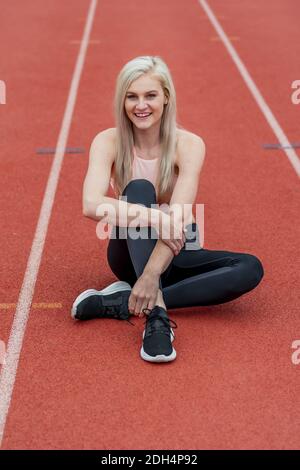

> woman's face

[{"left": 124, "top": 74, "right": 168, "bottom": 128}]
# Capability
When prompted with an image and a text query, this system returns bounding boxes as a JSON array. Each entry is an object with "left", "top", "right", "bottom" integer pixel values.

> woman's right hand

[{"left": 155, "top": 211, "right": 187, "bottom": 256}]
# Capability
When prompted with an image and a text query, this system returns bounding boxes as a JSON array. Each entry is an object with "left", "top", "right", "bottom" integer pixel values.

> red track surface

[{"left": 0, "top": 0, "right": 299, "bottom": 450}]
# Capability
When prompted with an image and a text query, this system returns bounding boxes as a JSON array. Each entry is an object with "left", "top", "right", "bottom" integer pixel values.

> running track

[{"left": 0, "top": 0, "right": 299, "bottom": 449}]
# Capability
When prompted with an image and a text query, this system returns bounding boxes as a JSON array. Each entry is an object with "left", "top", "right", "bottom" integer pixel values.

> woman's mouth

[{"left": 134, "top": 113, "right": 152, "bottom": 119}]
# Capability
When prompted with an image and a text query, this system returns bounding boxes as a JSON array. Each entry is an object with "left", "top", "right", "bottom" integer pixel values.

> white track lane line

[
  {"left": 199, "top": 0, "right": 300, "bottom": 178},
  {"left": 0, "top": 0, "right": 98, "bottom": 446}
]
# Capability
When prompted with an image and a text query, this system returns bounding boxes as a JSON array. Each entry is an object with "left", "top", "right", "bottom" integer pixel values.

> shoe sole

[
  {"left": 140, "top": 346, "right": 177, "bottom": 363},
  {"left": 71, "top": 281, "right": 132, "bottom": 320},
  {"left": 142, "top": 328, "right": 175, "bottom": 342}
]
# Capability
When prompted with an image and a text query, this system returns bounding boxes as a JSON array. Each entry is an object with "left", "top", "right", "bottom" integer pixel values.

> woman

[{"left": 71, "top": 55, "right": 264, "bottom": 364}]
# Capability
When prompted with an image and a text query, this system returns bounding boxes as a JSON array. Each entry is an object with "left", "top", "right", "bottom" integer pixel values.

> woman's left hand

[{"left": 128, "top": 271, "right": 160, "bottom": 317}]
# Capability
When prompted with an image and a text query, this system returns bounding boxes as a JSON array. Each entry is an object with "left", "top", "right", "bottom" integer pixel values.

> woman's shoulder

[
  {"left": 177, "top": 128, "right": 205, "bottom": 147},
  {"left": 95, "top": 127, "right": 204, "bottom": 163},
  {"left": 92, "top": 128, "right": 117, "bottom": 162},
  {"left": 176, "top": 129, "right": 205, "bottom": 168},
  {"left": 100, "top": 126, "right": 203, "bottom": 145},
  {"left": 93, "top": 127, "right": 116, "bottom": 145}
]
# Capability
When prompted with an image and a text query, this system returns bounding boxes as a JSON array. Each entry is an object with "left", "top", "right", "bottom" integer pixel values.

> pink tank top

[{"left": 110, "top": 145, "right": 178, "bottom": 196}]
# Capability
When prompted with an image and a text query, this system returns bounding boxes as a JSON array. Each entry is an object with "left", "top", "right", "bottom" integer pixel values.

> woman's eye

[{"left": 127, "top": 95, "right": 156, "bottom": 99}]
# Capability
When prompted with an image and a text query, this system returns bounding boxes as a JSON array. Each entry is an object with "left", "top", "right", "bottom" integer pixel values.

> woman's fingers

[
  {"left": 147, "top": 297, "right": 156, "bottom": 312},
  {"left": 139, "top": 300, "right": 149, "bottom": 318},
  {"left": 129, "top": 287, "right": 160, "bottom": 316},
  {"left": 174, "top": 240, "right": 183, "bottom": 254},
  {"left": 161, "top": 239, "right": 181, "bottom": 256},
  {"left": 137, "top": 298, "right": 152, "bottom": 317},
  {"left": 129, "top": 294, "right": 139, "bottom": 316},
  {"left": 172, "top": 243, "right": 179, "bottom": 255},
  {"left": 134, "top": 297, "right": 144, "bottom": 316}
]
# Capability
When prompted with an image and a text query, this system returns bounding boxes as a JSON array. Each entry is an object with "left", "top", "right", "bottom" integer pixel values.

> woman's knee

[
  {"left": 122, "top": 179, "right": 157, "bottom": 206},
  {"left": 236, "top": 253, "right": 264, "bottom": 290}
]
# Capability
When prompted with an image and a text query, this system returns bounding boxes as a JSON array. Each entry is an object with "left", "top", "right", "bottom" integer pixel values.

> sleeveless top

[{"left": 109, "top": 145, "right": 178, "bottom": 200}]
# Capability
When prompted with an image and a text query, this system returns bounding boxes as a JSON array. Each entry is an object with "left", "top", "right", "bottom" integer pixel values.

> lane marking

[
  {"left": 263, "top": 143, "right": 300, "bottom": 150},
  {"left": 36, "top": 147, "right": 85, "bottom": 154},
  {"left": 0, "top": 303, "right": 63, "bottom": 309},
  {"left": 199, "top": 0, "right": 300, "bottom": 178},
  {"left": 210, "top": 36, "right": 239, "bottom": 41},
  {"left": 0, "top": 342, "right": 5, "bottom": 367},
  {"left": 198, "top": 15, "right": 226, "bottom": 20},
  {"left": 0, "top": 0, "right": 98, "bottom": 446},
  {"left": 0, "top": 304, "right": 16, "bottom": 310},
  {"left": 0, "top": 80, "right": 6, "bottom": 105},
  {"left": 69, "top": 39, "right": 100, "bottom": 45}
]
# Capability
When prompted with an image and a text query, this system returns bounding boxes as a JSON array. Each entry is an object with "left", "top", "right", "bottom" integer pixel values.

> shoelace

[{"left": 142, "top": 308, "right": 178, "bottom": 339}]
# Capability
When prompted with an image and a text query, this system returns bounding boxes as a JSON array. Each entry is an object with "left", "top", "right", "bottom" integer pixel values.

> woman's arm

[
  {"left": 143, "top": 134, "right": 206, "bottom": 277},
  {"left": 83, "top": 129, "right": 161, "bottom": 227}
]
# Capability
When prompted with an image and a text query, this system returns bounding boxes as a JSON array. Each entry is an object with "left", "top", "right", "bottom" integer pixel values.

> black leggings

[{"left": 107, "top": 179, "right": 264, "bottom": 310}]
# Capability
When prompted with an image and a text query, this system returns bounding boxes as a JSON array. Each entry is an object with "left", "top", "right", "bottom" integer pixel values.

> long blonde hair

[{"left": 113, "top": 55, "right": 186, "bottom": 201}]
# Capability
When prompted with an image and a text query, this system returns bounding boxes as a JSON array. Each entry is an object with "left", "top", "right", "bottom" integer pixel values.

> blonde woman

[{"left": 71, "top": 56, "right": 264, "bottom": 363}]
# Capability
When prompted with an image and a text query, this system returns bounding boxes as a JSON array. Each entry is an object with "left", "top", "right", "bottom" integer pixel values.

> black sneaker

[
  {"left": 140, "top": 306, "right": 178, "bottom": 363},
  {"left": 71, "top": 281, "right": 133, "bottom": 323}
]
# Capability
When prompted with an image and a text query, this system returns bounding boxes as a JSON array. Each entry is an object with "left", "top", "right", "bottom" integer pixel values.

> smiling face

[{"left": 124, "top": 73, "right": 168, "bottom": 128}]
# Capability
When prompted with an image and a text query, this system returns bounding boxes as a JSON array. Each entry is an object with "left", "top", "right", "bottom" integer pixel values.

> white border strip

[
  {"left": 0, "top": 0, "right": 98, "bottom": 446},
  {"left": 199, "top": 0, "right": 300, "bottom": 178}
]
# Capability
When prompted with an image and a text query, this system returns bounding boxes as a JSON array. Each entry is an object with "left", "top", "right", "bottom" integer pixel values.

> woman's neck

[
  {"left": 133, "top": 121, "right": 161, "bottom": 153},
  {"left": 134, "top": 143, "right": 162, "bottom": 160}
]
